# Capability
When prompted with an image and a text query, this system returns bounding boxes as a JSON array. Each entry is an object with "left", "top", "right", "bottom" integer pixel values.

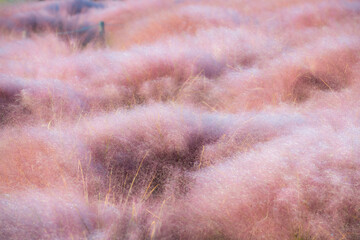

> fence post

[
  {"left": 22, "top": 30, "right": 28, "bottom": 39},
  {"left": 99, "top": 21, "right": 105, "bottom": 46}
]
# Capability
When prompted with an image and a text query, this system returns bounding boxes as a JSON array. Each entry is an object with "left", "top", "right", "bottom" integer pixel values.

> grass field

[{"left": 0, "top": 0, "right": 360, "bottom": 239}]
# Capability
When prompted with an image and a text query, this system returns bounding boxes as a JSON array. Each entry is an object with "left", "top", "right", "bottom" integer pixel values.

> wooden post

[
  {"left": 99, "top": 21, "right": 105, "bottom": 46},
  {"left": 22, "top": 30, "right": 29, "bottom": 39}
]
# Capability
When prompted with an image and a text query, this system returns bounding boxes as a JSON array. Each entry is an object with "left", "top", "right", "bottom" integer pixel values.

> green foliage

[{"left": 0, "top": 0, "right": 32, "bottom": 4}]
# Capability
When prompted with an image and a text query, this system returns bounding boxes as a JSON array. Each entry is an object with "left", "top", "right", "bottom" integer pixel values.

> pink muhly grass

[{"left": 0, "top": 0, "right": 360, "bottom": 239}]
